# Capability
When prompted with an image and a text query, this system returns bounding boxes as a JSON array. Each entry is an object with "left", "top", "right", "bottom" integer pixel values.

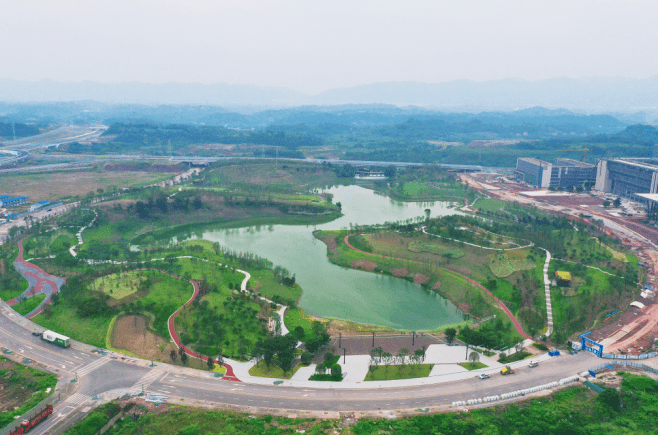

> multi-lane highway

[{"left": 0, "top": 298, "right": 610, "bottom": 434}]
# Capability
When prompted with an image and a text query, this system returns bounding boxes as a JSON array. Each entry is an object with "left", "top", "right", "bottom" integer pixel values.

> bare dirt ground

[
  {"left": 413, "top": 273, "right": 430, "bottom": 284},
  {"left": 391, "top": 267, "right": 409, "bottom": 277},
  {"left": 1, "top": 170, "right": 173, "bottom": 201},
  {"left": 459, "top": 173, "right": 658, "bottom": 354},
  {"left": 351, "top": 260, "right": 378, "bottom": 271},
  {"left": 112, "top": 315, "right": 175, "bottom": 361}
]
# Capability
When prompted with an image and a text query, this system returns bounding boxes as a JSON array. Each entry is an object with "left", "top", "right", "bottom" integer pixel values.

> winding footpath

[
  {"left": 343, "top": 233, "right": 533, "bottom": 340},
  {"left": 6, "top": 238, "right": 66, "bottom": 318}
]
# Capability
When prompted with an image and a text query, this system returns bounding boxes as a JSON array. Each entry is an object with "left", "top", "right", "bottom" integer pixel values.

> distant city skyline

[{"left": 1, "top": 1, "right": 656, "bottom": 94}]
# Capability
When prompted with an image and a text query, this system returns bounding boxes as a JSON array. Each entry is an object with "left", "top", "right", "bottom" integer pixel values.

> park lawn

[
  {"left": 203, "top": 161, "right": 339, "bottom": 193},
  {"left": 459, "top": 361, "right": 488, "bottom": 370},
  {"left": 89, "top": 270, "right": 146, "bottom": 299},
  {"left": 402, "top": 182, "right": 443, "bottom": 197},
  {"left": 33, "top": 303, "right": 111, "bottom": 348},
  {"left": 175, "top": 257, "right": 246, "bottom": 291},
  {"left": 318, "top": 229, "right": 500, "bottom": 320},
  {"left": 473, "top": 198, "right": 509, "bottom": 213},
  {"left": 23, "top": 229, "right": 77, "bottom": 258},
  {"left": 0, "top": 356, "right": 58, "bottom": 429},
  {"left": 249, "top": 268, "right": 303, "bottom": 304},
  {"left": 488, "top": 251, "right": 535, "bottom": 278},
  {"left": 176, "top": 289, "right": 267, "bottom": 359},
  {"left": 0, "top": 245, "right": 29, "bottom": 301},
  {"left": 364, "top": 364, "right": 433, "bottom": 381},
  {"left": 248, "top": 360, "right": 304, "bottom": 379},
  {"left": 485, "top": 278, "right": 521, "bottom": 316},
  {"left": 12, "top": 294, "right": 46, "bottom": 316},
  {"left": 284, "top": 307, "right": 317, "bottom": 342},
  {"left": 407, "top": 240, "right": 464, "bottom": 258}
]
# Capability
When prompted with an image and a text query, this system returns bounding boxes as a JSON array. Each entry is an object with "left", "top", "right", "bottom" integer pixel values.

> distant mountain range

[{"left": 0, "top": 76, "right": 656, "bottom": 114}]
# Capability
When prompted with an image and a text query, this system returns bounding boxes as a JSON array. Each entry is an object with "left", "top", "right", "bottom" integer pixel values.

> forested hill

[
  {"left": 101, "top": 122, "right": 321, "bottom": 151},
  {"left": 0, "top": 121, "right": 40, "bottom": 139}
]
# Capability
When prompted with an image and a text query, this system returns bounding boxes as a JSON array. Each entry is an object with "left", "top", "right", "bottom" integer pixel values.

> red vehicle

[{"left": 10, "top": 405, "right": 53, "bottom": 434}]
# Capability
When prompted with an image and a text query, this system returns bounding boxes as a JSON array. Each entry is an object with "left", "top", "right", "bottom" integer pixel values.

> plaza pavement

[{"left": 222, "top": 342, "right": 555, "bottom": 389}]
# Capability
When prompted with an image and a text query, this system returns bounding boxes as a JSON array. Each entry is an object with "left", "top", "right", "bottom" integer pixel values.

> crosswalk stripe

[
  {"left": 63, "top": 393, "right": 90, "bottom": 406},
  {"left": 76, "top": 358, "right": 109, "bottom": 377},
  {"left": 130, "top": 369, "right": 164, "bottom": 391}
]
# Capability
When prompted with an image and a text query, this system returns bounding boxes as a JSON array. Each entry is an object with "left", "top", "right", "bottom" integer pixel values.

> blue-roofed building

[
  {"left": 0, "top": 196, "right": 28, "bottom": 207},
  {"left": 0, "top": 195, "right": 10, "bottom": 201}
]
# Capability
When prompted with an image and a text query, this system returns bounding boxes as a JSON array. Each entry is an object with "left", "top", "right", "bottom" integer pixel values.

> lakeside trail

[
  {"left": 6, "top": 238, "right": 66, "bottom": 319},
  {"left": 343, "top": 233, "right": 532, "bottom": 340}
]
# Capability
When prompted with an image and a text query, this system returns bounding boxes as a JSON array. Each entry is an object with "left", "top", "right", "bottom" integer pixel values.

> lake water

[{"left": 177, "top": 185, "right": 465, "bottom": 330}]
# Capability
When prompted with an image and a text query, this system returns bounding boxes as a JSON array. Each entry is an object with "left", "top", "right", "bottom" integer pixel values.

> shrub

[
  {"left": 331, "top": 364, "right": 342, "bottom": 379},
  {"left": 533, "top": 342, "right": 549, "bottom": 351},
  {"left": 301, "top": 351, "right": 313, "bottom": 365}
]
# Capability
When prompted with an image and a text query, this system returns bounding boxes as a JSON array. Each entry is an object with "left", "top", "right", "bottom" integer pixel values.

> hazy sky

[{"left": 1, "top": 0, "right": 656, "bottom": 94}]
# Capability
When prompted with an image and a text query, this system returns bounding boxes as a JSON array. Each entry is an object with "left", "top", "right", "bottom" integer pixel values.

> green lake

[{"left": 178, "top": 185, "right": 466, "bottom": 331}]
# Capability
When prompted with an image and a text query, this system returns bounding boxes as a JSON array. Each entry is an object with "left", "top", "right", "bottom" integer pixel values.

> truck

[
  {"left": 500, "top": 365, "right": 515, "bottom": 375},
  {"left": 10, "top": 404, "right": 53, "bottom": 434},
  {"left": 41, "top": 330, "right": 70, "bottom": 348}
]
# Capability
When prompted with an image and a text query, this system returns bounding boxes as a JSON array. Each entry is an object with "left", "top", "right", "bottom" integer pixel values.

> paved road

[{"left": 0, "top": 304, "right": 604, "bottom": 420}]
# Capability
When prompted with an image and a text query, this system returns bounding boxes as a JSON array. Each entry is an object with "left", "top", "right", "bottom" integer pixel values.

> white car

[{"left": 478, "top": 373, "right": 491, "bottom": 379}]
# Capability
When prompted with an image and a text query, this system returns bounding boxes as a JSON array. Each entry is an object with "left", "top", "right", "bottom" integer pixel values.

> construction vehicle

[
  {"left": 500, "top": 365, "right": 515, "bottom": 375},
  {"left": 10, "top": 404, "right": 53, "bottom": 434}
]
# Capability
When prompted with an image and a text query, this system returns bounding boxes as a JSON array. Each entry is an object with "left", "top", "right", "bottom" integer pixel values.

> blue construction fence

[
  {"left": 602, "top": 352, "right": 658, "bottom": 360},
  {"left": 588, "top": 359, "right": 658, "bottom": 377}
]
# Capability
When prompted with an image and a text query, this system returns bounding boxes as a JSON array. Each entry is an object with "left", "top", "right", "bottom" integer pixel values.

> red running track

[
  {"left": 165, "top": 273, "right": 240, "bottom": 381},
  {"left": 343, "top": 234, "right": 532, "bottom": 340}
]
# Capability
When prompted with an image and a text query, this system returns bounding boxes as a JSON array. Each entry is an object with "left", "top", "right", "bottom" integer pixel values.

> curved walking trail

[
  {"left": 162, "top": 270, "right": 242, "bottom": 382},
  {"left": 6, "top": 238, "right": 66, "bottom": 318},
  {"left": 343, "top": 233, "right": 533, "bottom": 340}
]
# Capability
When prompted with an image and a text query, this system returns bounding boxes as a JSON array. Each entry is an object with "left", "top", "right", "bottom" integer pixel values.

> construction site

[{"left": 459, "top": 168, "right": 657, "bottom": 357}]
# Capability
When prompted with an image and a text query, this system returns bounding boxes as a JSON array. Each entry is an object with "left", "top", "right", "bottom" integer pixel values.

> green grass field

[
  {"left": 33, "top": 303, "right": 112, "bottom": 348},
  {"left": 459, "top": 361, "right": 488, "bottom": 370},
  {"left": 488, "top": 252, "right": 535, "bottom": 278},
  {"left": 408, "top": 240, "right": 464, "bottom": 258},
  {"left": 248, "top": 360, "right": 303, "bottom": 379},
  {"left": 12, "top": 294, "right": 46, "bottom": 316},
  {"left": 364, "top": 364, "right": 433, "bottom": 381},
  {"left": 283, "top": 307, "right": 317, "bottom": 342},
  {"left": 89, "top": 271, "right": 146, "bottom": 299}
]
